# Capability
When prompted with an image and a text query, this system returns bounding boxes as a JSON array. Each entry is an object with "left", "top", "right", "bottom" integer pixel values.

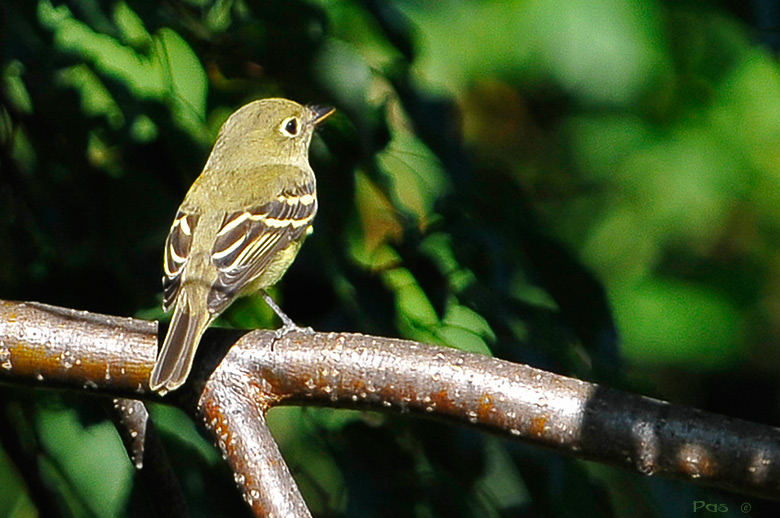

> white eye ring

[{"left": 280, "top": 117, "right": 300, "bottom": 137}]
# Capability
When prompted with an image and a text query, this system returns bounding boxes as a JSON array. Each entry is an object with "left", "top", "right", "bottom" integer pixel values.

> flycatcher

[{"left": 150, "top": 98, "right": 334, "bottom": 393}]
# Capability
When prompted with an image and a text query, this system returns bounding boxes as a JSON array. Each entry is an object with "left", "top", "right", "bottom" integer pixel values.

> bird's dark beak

[{"left": 308, "top": 104, "right": 335, "bottom": 125}]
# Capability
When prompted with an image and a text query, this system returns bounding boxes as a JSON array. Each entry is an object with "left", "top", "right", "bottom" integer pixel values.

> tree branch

[
  {"left": 111, "top": 398, "right": 189, "bottom": 517},
  {"left": 200, "top": 363, "right": 312, "bottom": 517},
  {"left": 0, "top": 300, "right": 155, "bottom": 394},
  {"left": 1, "top": 298, "right": 778, "bottom": 515}
]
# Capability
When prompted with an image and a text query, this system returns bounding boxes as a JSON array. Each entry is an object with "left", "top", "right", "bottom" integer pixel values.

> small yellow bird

[{"left": 149, "top": 98, "right": 334, "bottom": 393}]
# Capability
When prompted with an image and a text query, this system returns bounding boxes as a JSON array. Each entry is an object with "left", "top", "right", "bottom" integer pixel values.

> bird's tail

[{"left": 149, "top": 295, "right": 211, "bottom": 393}]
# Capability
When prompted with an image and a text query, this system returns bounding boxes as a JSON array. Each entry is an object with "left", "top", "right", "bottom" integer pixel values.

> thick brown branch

[
  {"left": 205, "top": 330, "right": 780, "bottom": 501},
  {"left": 0, "top": 298, "right": 779, "bottom": 509},
  {"left": 0, "top": 300, "right": 155, "bottom": 394}
]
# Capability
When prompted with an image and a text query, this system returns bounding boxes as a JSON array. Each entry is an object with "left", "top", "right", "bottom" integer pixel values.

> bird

[{"left": 149, "top": 98, "right": 334, "bottom": 393}]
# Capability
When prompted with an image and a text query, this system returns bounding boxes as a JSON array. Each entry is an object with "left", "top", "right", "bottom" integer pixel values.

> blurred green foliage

[{"left": 2, "top": 0, "right": 780, "bottom": 516}]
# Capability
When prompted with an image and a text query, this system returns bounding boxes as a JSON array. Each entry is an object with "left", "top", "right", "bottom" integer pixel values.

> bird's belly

[{"left": 239, "top": 239, "right": 304, "bottom": 297}]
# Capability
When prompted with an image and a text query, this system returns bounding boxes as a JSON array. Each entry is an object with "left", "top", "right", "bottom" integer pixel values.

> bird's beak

[{"left": 308, "top": 104, "right": 335, "bottom": 125}]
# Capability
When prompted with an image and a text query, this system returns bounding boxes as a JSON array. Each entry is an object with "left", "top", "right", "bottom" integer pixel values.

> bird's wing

[
  {"left": 206, "top": 179, "right": 317, "bottom": 313},
  {"left": 162, "top": 211, "right": 201, "bottom": 311}
]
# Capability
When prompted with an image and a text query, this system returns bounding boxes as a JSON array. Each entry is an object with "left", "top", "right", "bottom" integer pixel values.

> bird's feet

[{"left": 274, "top": 322, "right": 315, "bottom": 339}]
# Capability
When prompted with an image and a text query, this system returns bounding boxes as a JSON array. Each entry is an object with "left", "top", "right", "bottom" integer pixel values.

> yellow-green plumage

[{"left": 150, "top": 98, "right": 333, "bottom": 393}]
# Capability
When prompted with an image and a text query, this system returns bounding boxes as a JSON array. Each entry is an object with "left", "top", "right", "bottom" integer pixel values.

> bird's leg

[{"left": 261, "top": 290, "right": 314, "bottom": 338}]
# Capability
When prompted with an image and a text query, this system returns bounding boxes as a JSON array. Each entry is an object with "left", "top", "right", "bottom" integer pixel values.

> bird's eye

[{"left": 280, "top": 117, "right": 300, "bottom": 137}]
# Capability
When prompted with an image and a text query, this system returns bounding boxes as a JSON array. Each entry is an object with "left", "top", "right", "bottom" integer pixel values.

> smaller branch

[
  {"left": 111, "top": 398, "right": 188, "bottom": 517},
  {"left": 200, "top": 351, "right": 312, "bottom": 518},
  {"left": 112, "top": 398, "right": 150, "bottom": 470}
]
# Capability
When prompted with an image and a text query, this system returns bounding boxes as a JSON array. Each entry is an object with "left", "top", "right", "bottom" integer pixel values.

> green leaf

[{"left": 37, "top": 408, "right": 133, "bottom": 518}]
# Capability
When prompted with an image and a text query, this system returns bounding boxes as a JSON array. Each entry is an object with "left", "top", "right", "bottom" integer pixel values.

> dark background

[{"left": 2, "top": 0, "right": 780, "bottom": 516}]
